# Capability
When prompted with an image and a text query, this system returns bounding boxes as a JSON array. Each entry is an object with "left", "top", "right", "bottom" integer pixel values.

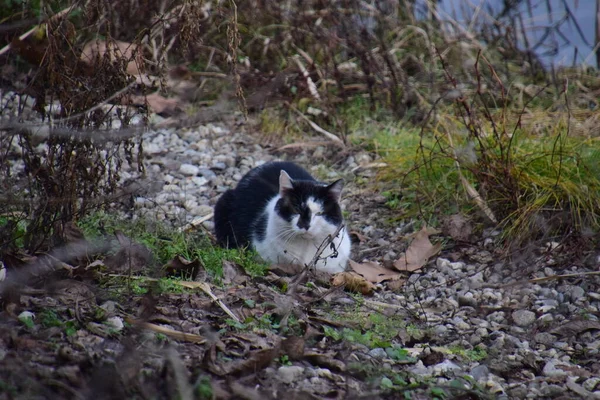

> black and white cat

[{"left": 214, "top": 161, "right": 351, "bottom": 273}]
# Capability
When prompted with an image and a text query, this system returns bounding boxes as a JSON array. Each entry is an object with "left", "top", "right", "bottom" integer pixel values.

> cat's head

[{"left": 274, "top": 170, "right": 344, "bottom": 238}]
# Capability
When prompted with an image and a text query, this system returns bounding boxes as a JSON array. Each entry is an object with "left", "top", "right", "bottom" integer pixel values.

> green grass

[
  {"left": 338, "top": 95, "right": 600, "bottom": 244},
  {"left": 79, "top": 211, "right": 268, "bottom": 278}
]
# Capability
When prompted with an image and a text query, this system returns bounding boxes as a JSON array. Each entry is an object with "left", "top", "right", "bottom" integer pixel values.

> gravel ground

[
  {"left": 130, "top": 121, "right": 600, "bottom": 399},
  {"left": 3, "top": 94, "right": 600, "bottom": 398}
]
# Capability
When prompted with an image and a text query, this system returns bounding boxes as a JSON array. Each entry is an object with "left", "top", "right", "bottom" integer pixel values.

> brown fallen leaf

[
  {"left": 126, "top": 93, "right": 182, "bottom": 116},
  {"left": 164, "top": 255, "right": 203, "bottom": 280},
  {"left": 331, "top": 271, "right": 375, "bottom": 295},
  {"left": 393, "top": 225, "right": 442, "bottom": 272},
  {"left": 281, "top": 336, "right": 306, "bottom": 361},
  {"left": 80, "top": 39, "right": 144, "bottom": 76},
  {"left": 222, "top": 259, "right": 249, "bottom": 286},
  {"left": 550, "top": 320, "right": 600, "bottom": 336},
  {"left": 205, "top": 342, "right": 281, "bottom": 377},
  {"left": 268, "top": 263, "right": 304, "bottom": 276},
  {"left": 349, "top": 259, "right": 404, "bottom": 283}
]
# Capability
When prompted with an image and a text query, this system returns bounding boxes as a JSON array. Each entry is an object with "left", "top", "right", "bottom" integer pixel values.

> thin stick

[
  {"left": 177, "top": 213, "right": 214, "bottom": 233},
  {"left": 289, "top": 105, "right": 344, "bottom": 144},
  {"left": 126, "top": 317, "right": 206, "bottom": 344}
]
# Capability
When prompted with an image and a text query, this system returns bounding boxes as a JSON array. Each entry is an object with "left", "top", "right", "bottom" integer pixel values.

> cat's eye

[{"left": 315, "top": 212, "right": 325, "bottom": 216}]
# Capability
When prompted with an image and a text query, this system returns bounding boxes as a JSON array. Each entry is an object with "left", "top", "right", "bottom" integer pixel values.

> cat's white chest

[{"left": 252, "top": 197, "right": 350, "bottom": 273}]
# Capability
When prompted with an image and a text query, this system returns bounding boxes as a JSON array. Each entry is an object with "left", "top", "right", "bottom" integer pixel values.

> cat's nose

[{"left": 297, "top": 219, "right": 310, "bottom": 230}]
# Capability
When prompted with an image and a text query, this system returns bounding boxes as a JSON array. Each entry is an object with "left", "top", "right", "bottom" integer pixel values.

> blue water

[{"left": 430, "top": 0, "right": 597, "bottom": 67}]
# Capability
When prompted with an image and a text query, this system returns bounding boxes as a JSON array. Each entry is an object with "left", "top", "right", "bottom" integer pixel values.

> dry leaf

[
  {"left": 80, "top": 39, "right": 144, "bottom": 76},
  {"left": 331, "top": 271, "right": 375, "bottom": 295},
  {"left": 349, "top": 259, "right": 403, "bottom": 283},
  {"left": 126, "top": 93, "right": 181, "bottom": 116},
  {"left": 393, "top": 225, "right": 442, "bottom": 272},
  {"left": 268, "top": 263, "right": 304, "bottom": 276},
  {"left": 205, "top": 342, "right": 281, "bottom": 377},
  {"left": 222, "top": 260, "right": 249, "bottom": 286},
  {"left": 281, "top": 336, "right": 306, "bottom": 361},
  {"left": 550, "top": 320, "right": 600, "bottom": 336},
  {"left": 164, "top": 255, "right": 202, "bottom": 280}
]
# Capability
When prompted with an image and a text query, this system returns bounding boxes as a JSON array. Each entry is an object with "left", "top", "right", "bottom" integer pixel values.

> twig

[
  {"left": 289, "top": 105, "right": 344, "bottom": 144},
  {"left": 125, "top": 317, "right": 206, "bottom": 344},
  {"left": 292, "top": 55, "right": 320, "bottom": 101},
  {"left": 177, "top": 213, "right": 214, "bottom": 233},
  {"left": 307, "top": 223, "right": 345, "bottom": 270},
  {"left": 287, "top": 224, "right": 346, "bottom": 295}
]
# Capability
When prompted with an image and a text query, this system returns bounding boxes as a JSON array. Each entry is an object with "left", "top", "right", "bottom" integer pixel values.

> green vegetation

[
  {"left": 79, "top": 211, "right": 267, "bottom": 278},
  {"left": 194, "top": 375, "right": 213, "bottom": 400},
  {"left": 448, "top": 345, "right": 488, "bottom": 362}
]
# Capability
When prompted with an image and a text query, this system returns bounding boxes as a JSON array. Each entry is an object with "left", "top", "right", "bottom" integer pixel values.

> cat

[{"left": 214, "top": 161, "right": 351, "bottom": 273}]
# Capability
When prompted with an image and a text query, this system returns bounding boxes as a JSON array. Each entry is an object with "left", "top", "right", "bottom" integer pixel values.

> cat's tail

[{"left": 214, "top": 189, "right": 237, "bottom": 248}]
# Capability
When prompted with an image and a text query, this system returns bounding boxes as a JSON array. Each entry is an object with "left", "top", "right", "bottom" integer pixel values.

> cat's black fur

[{"left": 214, "top": 161, "right": 343, "bottom": 248}]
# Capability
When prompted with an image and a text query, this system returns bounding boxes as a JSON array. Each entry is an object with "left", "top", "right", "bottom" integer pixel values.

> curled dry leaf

[
  {"left": 164, "top": 255, "right": 202, "bottom": 280},
  {"left": 331, "top": 271, "right": 375, "bottom": 295},
  {"left": 393, "top": 225, "right": 442, "bottom": 272},
  {"left": 348, "top": 259, "right": 404, "bottom": 283}
]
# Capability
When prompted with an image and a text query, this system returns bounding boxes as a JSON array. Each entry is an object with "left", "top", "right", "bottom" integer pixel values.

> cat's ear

[
  {"left": 279, "top": 170, "right": 294, "bottom": 195},
  {"left": 327, "top": 179, "right": 344, "bottom": 201}
]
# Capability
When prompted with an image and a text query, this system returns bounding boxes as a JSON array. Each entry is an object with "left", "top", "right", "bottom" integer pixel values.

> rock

[
  {"left": 179, "top": 163, "right": 200, "bottom": 176},
  {"left": 277, "top": 365, "right": 305, "bottom": 384},
  {"left": 512, "top": 310, "right": 536, "bottom": 327},
  {"left": 542, "top": 359, "right": 571, "bottom": 378},
  {"left": 539, "top": 383, "right": 566, "bottom": 397},
  {"left": 469, "top": 364, "right": 489, "bottom": 381},
  {"left": 534, "top": 333, "right": 557, "bottom": 345},
  {"left": 368, "top": 348, "right": 387, "bottom": 360},
  {"left": 432, "top": 360, "right": 462, "bottom": 375},
  {"left": 105, "top": 317, "right": 124, "bottom": 332}
]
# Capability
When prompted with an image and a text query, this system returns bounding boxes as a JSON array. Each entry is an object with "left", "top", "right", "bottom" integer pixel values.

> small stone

[
  {"left": 315, "top": 368, "right": 333, "bottom": 379},
  {"left": 432, "top": 360, "right": 462, "bottom": 375},
  {"left": 539, "top": 384, "right": 566, "bottom": 397},
  {"left": 368, "top": 348, "right": 387, "bottom": 360},
  {"left": 512, "top": 310, "right": 536, "bottom": 327},
  {"left": 566, "top": 285, "right": 585, "bottom": 301},
  {"left": 277, "top": 365, "right": 304, "bottom": 384},
  {"left": 534, "top": 333, "right": 556, "bottom": 345},
  {"left": 211, "top": 162, "right": 227, "bottom": 170},
  {"left": 469, "top": 364, "right": 489, "bottom": 381},
  {"left": 105, "top": 317, "right": 124, "bottom": 332},
  {"left": 542, "top": 359, "right": 570, "bottom": 378},
  {"left": 179, "top": 164, "right": 200, "bottom": 176}
]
